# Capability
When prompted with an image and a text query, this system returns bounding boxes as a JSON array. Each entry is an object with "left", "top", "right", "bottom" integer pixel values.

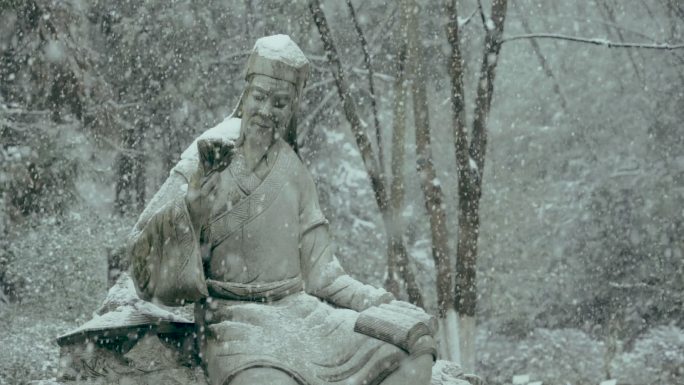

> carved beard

[
  {"left": 241, "top": 120, "right": 281, "bottom": 171},
  {"left": 252, "top": 126, "right": 273, "bottom": 152}
]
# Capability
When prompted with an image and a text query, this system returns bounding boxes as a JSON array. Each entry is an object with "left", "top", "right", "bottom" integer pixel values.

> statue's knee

[
  {"left": 404, "top": 354, "right": 433, "bottom": 381},
  {"left": 227, "top": 367, "right": 299, "bottom": 385},
  {"left": 381, "top": 354, "right": 433, "bottom": 385}
]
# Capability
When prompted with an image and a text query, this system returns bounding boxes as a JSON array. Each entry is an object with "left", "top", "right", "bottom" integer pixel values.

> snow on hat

[{"left": 245, "top": 34, "right": 309, "bottom": 94}]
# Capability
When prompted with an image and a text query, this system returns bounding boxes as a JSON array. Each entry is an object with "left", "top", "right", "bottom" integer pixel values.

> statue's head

[{"left": 235, "top": 35, "right": 309, "bottom": 153}]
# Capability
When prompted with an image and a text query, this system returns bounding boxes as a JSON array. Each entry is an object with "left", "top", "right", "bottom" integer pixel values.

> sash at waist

[{"left": 206, "top": 275, "right": 303, "bottom": 302}]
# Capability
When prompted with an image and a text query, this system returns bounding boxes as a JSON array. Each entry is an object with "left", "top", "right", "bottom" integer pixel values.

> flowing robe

[{"left": 129, "top": 118, "right": 435, "bottom": 385}]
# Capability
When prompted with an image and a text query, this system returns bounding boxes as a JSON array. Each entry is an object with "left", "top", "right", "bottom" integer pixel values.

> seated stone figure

[{"left": 126, "top": 35, "right": 436, "bottom": 385}]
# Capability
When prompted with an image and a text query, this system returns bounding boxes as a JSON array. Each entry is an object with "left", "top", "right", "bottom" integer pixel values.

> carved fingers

[{"left": 186, "top": 169, "right": 219, "bottom": 230}]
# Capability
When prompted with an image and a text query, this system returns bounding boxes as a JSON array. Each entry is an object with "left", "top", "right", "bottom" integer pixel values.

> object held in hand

[{"left": 197, "top": 138, "right": 235, "bottom": 175}]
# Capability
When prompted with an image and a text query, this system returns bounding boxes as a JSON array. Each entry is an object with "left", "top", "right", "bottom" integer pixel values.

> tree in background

[
  {"left": 403, "top": 0, "right": 460, "bottom": 361},
  {"left": 310, "top": 0, "right": 510, "bottom": 368},
  {"left": 445, "top": 0, "right": 509, "bottom": 371},
  {"left": 308, "top": 0, "right": 426, "bottom": 309},
  {"left": 0, "top": 1, "right": 94, "bottom": 218}
]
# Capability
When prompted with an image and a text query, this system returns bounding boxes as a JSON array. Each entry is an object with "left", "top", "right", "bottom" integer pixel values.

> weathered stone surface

[
  {"left": 431, "top": 360, "right": 485, "bottom": 385},
  {"left": 56, "top": 333, "right": 205, "bottom": 385},
  {"left": 47, "top": 356, "right": 478, "bottom": 385},
  {"left": 35, "top": 367, "right": 207, "bottom": 385}
]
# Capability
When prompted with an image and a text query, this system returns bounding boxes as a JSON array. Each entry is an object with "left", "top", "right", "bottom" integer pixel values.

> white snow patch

[
  {"left": 180, "top": 116, "right": 240, "bottom": 160},
  {"left": 252, "top": 34, "right": 308, "bottom": 67},
  {"left": 352, "top": 217, "right": 376, "bottom": 232},
  {"left": 44, "top": 40, "right": 65, "bottom": 63},
  {"left": 512, "top": 374, "right": 530, "bottom": 384},
  {"left": 469, "top": 157, "right": 478, "bottom": 171},
  {"left": 324, "top": 129, "right": 345, "bottom": 143}
]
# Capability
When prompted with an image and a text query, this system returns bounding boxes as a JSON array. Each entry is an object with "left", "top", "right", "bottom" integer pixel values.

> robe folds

[{"left": 128, "top": 117, "right": 436, "bottom": 385}]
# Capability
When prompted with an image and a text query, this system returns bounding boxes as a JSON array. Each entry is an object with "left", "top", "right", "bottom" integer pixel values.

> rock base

[{"left": 34, "top": 356, "right": 478, "bottom": 385}]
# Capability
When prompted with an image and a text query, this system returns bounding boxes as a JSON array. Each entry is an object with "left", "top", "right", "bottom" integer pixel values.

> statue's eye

[
  {"left": 274, "top": 98, "right": 289, "bottom": 109},
  {"left": 253, "top": 93, "right": 266, "bottom": 101}
]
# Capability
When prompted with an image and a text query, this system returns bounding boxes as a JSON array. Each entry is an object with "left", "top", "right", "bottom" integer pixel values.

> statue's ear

[
  {"left": 285, "top": 114, "right": 298, "bottom": 155},
  {"left": 284, "top": 90, "right": 300, "bottom": 154}
]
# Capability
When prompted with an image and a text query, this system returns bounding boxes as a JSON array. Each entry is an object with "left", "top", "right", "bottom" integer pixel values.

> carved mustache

[{"left": 250, "top": 113, "right": 280, "bottom": 129}]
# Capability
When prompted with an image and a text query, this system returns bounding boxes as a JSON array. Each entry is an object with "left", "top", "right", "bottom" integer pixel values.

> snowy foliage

[
  {"left": 477, "top": 325, "right": 684, "bottom": 385},
  {"left": 611, "top": 325, "right": 684, "bottom": 384}
]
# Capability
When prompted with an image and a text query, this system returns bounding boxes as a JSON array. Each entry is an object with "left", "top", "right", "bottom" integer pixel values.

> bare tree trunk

[
  {"left": 444, "top": 0, "right": 469, "bottom": 365},
  {"left": 404, "top": 0, "right": 456, "bottom": 359},
  {"left": 385, "top": 44, "right": 408, "bottom": 298},
  {"left": 346, "top": 0, "right": 384, "bottom": 177},
  {"left": 309, "top": 0, "right": 424, "bottom": 307},
  {"left": 455, "top": 0, "right": 508, "bottom": 372}
]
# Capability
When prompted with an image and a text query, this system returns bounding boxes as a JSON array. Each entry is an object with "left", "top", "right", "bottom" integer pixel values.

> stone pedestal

[
  {"left": 46, "top": 275, "right": 484, "bottom": 385},
  {"left": 35, "top": 359, "right": 475, "bottom": 385},
  {"left": 56, "top": 333, "right": 202, "bottom": 384}
]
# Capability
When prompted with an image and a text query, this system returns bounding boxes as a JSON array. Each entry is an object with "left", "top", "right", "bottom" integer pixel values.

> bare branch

[
  {"left": 477, "top": 0, "right": 487, "bottom": 30},
  {"left": 608, "top": 281, "right": 661, "bottom": 290},
  {"left": 444, "top": 0, "right": 469, "bottom": 177},
  {"left": 470, "top": 0, "right": 507, "bottom": 175},
  {"left": 513, "top": 2, "right": 567, "bottom": 109},
  {"left": 459, "top": 8, "right": 478, "bottom": 28},
  {"left": 303, "top": 78, "right": 337, "bottom": 93},
  {"left": 666, "top": 0, "right": 684, "bottom": 22},
  {"left": 308, "top": 1, "right": 383, "bottom": 207},
  {"left": 297, "top": 88, "right": 338, "bottom": 145},
  {"left": 100, "top": 135, "right": 147, "bottom": 157},
  {"left": 346, "top": 0, "right": 384, "bottom": 178},
  {"left": 460, "top": 0, "right": 509, "bottom": 320},
  {"left": 595, "top": 0, "right": 644, "bottom": 83},
  {"left": 309, "top": 0, "right": 424, "bottom": 306},
  {"left": 368, "top": 4, "right": 399, "bottom": 48},
  {"left": 350, "top": 67, "right": 396, "bottom": 82},
  {"left": 502, "top": 33, "right": 684, "bottom": 50}
]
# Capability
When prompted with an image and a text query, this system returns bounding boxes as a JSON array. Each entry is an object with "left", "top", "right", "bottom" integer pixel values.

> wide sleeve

[
  {"left": 128, "top": 158, "right": 208, "bottom": 306},
  {"left": 297, "top": 168, "right": 394, "bottom": 312}
]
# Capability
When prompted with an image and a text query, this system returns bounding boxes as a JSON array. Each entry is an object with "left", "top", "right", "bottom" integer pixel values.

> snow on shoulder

[{"left": 180, "top": 116, "right": 240, "bottom": 161}]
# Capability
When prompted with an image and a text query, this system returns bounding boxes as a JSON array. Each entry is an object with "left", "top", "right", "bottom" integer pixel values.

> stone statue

[
  {"left": 56, "top": 35, "right": 479, "bottom": 385},
  {"left": 131, "top": 34, "right": 435, "bottom": 385}
]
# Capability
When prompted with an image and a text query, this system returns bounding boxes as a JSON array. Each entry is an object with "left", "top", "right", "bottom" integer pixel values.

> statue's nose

[{"left": 257, "top": 103, "right": 273, "bottom": 119}]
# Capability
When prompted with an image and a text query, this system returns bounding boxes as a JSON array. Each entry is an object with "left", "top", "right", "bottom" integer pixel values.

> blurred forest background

[{"left": 1, "top": 0, "right": 683, "bottom": 384}]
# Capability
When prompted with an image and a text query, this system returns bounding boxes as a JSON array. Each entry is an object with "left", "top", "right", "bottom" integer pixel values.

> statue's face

[{"left": 241, "top": 74, "right": 297, "bottom": 152}]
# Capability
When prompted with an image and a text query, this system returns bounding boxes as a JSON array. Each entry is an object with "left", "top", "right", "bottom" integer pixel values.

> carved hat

[
  {"left": 232, "top": 35, "right": 310, "bottom": 152},
  {"left": 245, "top": 34, "right": 309, "bottom": 96}
]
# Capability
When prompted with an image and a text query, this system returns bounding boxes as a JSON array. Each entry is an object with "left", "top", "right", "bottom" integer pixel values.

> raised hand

[
  {"left": 198, "top": 138, "right": 235, "bottom": 175},
  {"left": 185, "top": 167, "right": 219, "bottom": 232},
  {"left": 186, "top": 138, "right": 234, "bottom": 231}
]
